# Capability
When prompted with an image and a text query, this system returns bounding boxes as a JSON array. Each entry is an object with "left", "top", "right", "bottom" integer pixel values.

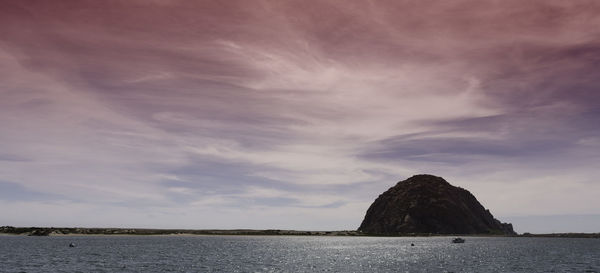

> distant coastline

[
  {"left": 1, "top": 226, "right": 598, "bottom": 238},
  {"left": 0, "top": 226, "right": 358, "bottom": 237}
]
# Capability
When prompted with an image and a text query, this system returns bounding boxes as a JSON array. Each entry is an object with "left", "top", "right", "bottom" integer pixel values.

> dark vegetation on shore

[
  {"left": 1, "top": 226, "right": 598, "bottom": 238},
  {"left": 0, "top": 226, "right": 359, "bottom": 236}
]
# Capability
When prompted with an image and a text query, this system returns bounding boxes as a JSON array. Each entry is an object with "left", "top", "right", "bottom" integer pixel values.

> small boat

[
  {"left": 452, "top": 237, "right": 465, "bottom": 243},
  {"left": 69, "top": 243, "right": 76, "bottom": 247}
]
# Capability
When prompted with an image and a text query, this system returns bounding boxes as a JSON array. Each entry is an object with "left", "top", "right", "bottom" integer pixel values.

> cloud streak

[{"left": 1, "top": 0, "right": 599, "bottom": 231}]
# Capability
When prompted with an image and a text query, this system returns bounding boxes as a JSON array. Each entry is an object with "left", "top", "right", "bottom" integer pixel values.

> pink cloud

[{"left": 1, "top": 0, "right": 599, "bottom": 231}]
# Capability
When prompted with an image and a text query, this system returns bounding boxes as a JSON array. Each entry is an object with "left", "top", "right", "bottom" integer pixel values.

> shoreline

[
  {"left": 1, "top": 226, "right": 598, "bottom": 238},
  {"left": 0, "top": 226, "right": 360, "bottom": 237}
]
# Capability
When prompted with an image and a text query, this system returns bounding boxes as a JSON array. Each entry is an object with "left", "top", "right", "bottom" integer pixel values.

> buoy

[
  {"left": 69, "top": 243, "right": 75, "bottom": 247},
  {"left": 411, "top": 243, "right": 415, "bottom": 246}
]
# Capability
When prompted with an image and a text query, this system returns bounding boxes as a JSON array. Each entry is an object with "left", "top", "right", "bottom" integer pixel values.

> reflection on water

[{"left": 1, "top": 235, "right": 599, "bottom": 272}]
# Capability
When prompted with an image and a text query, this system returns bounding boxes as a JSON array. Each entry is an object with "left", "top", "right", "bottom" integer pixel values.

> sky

[{"left": 1, "top": 0, "right": 599, "bottom": 233}]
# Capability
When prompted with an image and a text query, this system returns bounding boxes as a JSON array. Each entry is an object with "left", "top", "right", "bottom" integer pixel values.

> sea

[{"left": 0, "top": 235, "right": 598, "bottom": 272}]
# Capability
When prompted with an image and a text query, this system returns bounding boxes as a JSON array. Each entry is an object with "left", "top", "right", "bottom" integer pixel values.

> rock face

[{"left": 358, "top": 174, "right": 515, "bottom": 235}]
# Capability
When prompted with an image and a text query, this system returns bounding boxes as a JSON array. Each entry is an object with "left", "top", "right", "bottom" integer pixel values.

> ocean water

[{"left": 0, "top": 235, "right": 598, "bottom": 272}]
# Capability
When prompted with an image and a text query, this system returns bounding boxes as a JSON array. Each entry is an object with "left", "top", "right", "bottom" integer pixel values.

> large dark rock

[{"left": 358, "top": 174, "right": 515, "bottom": 235}]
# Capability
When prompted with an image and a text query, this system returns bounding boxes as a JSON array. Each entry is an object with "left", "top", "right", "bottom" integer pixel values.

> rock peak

[
  {"left": 399, "top": 174, "right": 450, "bottom": 186},
  {"left": 359, "top": 175, "right": 515, "bottom": 235}
]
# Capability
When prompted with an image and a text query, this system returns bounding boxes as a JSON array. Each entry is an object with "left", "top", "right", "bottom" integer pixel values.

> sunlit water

[{"left": 1, "top": 235, "right": 598, "bottom": 272}]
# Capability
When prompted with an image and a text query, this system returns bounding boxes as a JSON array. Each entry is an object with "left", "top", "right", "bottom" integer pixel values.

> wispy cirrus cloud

[{"left": 1, "top": 0, "right": 599, "bottom": 231}]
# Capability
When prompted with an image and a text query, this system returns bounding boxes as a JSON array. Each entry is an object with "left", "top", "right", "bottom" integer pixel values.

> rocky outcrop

[{"left": 358, "top": 174, "right": 516, "bottom": 235}]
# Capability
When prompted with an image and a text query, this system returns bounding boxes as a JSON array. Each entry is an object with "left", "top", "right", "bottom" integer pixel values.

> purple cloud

[{"left": 1, "top": 0, "right": 599, "bottom": 231}]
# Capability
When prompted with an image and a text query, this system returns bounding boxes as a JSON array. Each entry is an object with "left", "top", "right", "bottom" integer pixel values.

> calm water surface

[{"left": 1, "top": 235, "right": 598, "bottom": 272}]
